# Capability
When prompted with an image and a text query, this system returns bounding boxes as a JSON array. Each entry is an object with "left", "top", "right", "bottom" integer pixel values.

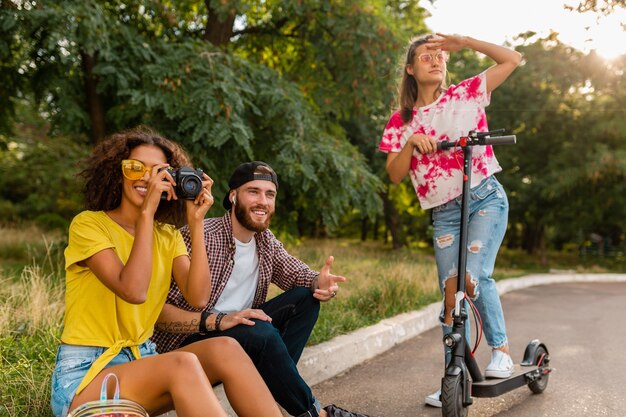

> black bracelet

[
  {"left": 215, "top": 312, "right": 226, "bottom": 332},
  {"left": 310, "top": 274, "right": 320, "bottom": 293},
  {"left": 199, "top": 310, "right": 212, "bottom": 334}
]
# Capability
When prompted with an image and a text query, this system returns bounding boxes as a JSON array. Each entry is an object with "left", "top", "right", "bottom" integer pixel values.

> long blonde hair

[{"left": 397, "top": 34, "right": 448, "bottom": 124}]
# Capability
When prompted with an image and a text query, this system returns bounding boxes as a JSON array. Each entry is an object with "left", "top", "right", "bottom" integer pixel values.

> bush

[
  {"left": 34, "top": 213, "right": 69, "bottom": 232},
  {"left": 0, "top": 199, "right": 19, "bottom": 223},
  {"left": 0, "top": 131, "right": 88, "bottom": 224}
]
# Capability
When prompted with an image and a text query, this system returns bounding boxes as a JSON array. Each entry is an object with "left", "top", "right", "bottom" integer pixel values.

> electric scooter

[{"left": 437, "top": 129, "right": 552, "bottom": 417}]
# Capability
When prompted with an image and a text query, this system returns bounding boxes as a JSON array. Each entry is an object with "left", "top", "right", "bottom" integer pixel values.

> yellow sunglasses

[{"left": 121, "top": 159, "right": 153, "bottom": 180}]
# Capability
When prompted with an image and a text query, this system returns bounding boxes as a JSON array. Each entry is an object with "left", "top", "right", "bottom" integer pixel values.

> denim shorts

[{"left": 50, "top": 340, "right": 157, "bottom": 417}]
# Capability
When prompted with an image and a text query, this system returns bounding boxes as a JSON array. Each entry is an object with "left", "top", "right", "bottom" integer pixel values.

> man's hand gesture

[{"left": 313, "top": 256, "right": 346, "bottom": 302}]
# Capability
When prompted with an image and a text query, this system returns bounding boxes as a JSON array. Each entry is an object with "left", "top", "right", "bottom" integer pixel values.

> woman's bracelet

[{"left": 215, "top": 312, "right": 227, "bottom": 332}]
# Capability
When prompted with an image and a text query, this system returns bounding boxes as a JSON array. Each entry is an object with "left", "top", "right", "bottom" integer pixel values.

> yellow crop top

[{"left": 61, "top": 211, "right": 188, "bottom": 394}]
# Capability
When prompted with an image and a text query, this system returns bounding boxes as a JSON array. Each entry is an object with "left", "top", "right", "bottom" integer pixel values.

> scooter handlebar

[
  {"left": 483, "top": 135, "right": 516, "bottom": 146},
  {"left": 437, "top": 134, "right": 517, "bottom": 150},
  {"left": 437, "top": 141, "right": 455, "bottom": 150}
]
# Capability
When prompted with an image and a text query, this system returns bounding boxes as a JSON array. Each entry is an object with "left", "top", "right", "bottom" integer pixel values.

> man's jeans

[
  {"left": 432, "top": 175, "right": 509, "bottom": 362},
  {"left": 181, "top": 287, "right": 321, "bottom": 416}
]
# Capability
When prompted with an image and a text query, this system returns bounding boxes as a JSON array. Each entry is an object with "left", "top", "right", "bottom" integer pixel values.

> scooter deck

[{"left": 471, "top": 364, "right": 539, "bottom": 397}]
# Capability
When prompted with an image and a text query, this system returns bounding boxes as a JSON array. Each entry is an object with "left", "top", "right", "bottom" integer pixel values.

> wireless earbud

[{"left": 231, "top": 196, "right": 236, "bottom": 205}]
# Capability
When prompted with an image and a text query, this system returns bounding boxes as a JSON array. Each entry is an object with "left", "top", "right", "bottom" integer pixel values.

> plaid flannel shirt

[{"left": 152, "top": 212, "right": 318, "bottom": 353}]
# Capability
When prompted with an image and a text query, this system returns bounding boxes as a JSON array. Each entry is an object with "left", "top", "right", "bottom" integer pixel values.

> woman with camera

[{"left": 51, "top": 126, "right": 282, "bottom": 417}]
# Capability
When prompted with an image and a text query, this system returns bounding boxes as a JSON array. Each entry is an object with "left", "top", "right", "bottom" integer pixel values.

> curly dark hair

[{"left": 79, "top": 125, "right": 192, "bottom": 227}]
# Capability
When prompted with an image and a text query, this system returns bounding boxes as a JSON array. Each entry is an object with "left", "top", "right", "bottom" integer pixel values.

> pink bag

[{"left": 67, "top": 373, "right": 149, "bottom": 417}]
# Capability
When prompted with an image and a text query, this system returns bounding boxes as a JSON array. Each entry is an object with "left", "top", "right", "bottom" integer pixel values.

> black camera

[{"left": 160, "top": 167, "right": 204, "bottom": 200}]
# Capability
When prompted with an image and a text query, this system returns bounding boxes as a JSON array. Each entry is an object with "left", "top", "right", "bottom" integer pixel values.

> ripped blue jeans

[{"left": 432, "top": 175, "right": 509, "bottom": 360}]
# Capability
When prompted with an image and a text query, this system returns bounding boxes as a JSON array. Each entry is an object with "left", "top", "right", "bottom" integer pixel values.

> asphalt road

[{"left": 312, "top": 282, "right": 626, "bottom": 417}]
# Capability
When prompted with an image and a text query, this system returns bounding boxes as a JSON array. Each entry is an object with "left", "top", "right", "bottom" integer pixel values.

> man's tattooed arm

[
  {"left": 154, "top": 318, "right": 201, "bottom": 334},
  {"left": 155, "top": 304, "right": 215, "bottom": 334}
]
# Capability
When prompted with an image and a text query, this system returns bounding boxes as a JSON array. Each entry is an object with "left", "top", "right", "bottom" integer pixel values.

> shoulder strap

[{"left": 100, "top": 373, "right": 120, "bottom": 401}]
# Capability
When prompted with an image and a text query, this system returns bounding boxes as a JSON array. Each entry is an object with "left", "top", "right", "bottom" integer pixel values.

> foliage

[
  {"left": 0, "top": 115, "right": 88, "bottom": 225},
  {"left": 1, "top": 0, "right": 430, "bottom": 233},
  {"left": 0, "top": 1, "right": 625, "bottom": 252},
  {"left": 566, "top": 0, "right": 626, "bottom": 14},
  {"left": 490, "top": 33, "right": 626, "bottom": 253}
]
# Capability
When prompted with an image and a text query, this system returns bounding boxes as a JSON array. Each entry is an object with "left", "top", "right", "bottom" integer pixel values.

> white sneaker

[
  {"left": 424, "top": 389, "right": 442, "bottom": 408},
  {"left": 485, "top": 350, "right": 514, "bottom": 378}
]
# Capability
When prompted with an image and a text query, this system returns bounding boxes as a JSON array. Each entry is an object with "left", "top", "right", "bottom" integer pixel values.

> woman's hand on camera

[
  {"left": 186, "top": 173, "right": 214, "bottom": 223},
  {"left": 410, "top": 134, "right": 438, "bottom": 154},
  {"left": 143, "top": 163, "right": 176, "bottom": 213}
]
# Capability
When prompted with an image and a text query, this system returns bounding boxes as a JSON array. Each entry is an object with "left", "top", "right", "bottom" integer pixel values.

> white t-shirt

[
  {"left": 213, "top": 237, "right": 259, "bottom": 313},
  {"left": 379, "top": 71, "right": 502, "bottom": 209}
]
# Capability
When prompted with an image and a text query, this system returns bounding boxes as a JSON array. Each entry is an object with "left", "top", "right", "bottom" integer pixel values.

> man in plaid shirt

[{"left": 153, "top": 162, "right": 369, "bottom": 417}]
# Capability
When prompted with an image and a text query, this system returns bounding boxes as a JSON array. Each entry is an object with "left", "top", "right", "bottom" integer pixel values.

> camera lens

[{"left": 181, "top": 177, "right": 202, "bottom": 195}]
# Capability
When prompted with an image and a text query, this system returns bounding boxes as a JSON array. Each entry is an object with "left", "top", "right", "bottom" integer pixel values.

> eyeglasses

[
  {"left": 418, "top": 52, "right": 449, "bottom": 64},
  {"left": 121, "top": 159, "right": 152, "bottom": 180}
]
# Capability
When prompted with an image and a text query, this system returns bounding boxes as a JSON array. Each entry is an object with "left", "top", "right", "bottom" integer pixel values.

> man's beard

[{"left": 234, "top": 200, "right": 274, "bottom": 233}]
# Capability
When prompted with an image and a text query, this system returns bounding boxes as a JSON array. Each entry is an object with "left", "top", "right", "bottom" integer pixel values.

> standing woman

[
  {"left": 379, "top": 34, "right": 522, "bottom": 407},
  {"left": 51, "top": 126, "right": 282, "bottom": 417}
]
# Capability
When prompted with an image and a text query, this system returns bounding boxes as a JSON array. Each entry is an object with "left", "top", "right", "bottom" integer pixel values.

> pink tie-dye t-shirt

[{"left": 379, "top": 71, "right": 502, "bottom": 209}]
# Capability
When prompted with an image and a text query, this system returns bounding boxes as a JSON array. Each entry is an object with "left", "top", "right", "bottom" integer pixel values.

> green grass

[
  {"left": 1, "top": 226, "right": 65, "bottom": 417},
  {"left": 0, "top": 225, "right": 622, "bottom": 416},
  {"left": 1, "top": 266, "right": 64, "bottom": 417},
  {"left": 0, "top": 225, "right": 65, "bottom": 278},
  {"left": 281, "top": 240, "right": 441, "bottom": 345}
]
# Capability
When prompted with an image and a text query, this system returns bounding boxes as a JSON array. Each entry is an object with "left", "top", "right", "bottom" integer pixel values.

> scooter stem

[{"left": 456, "top": 144, "right": 473, "bottom": 298}]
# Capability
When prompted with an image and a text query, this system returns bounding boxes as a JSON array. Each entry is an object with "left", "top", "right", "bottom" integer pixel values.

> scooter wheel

[
  {"left": 441, "top": 374, "right": 468, "bottom": 417},
  {"left": 528, "top": 345, "right": 549, "bottom": 394}
]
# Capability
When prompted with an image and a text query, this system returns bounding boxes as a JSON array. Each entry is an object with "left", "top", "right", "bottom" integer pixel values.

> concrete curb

[
  {"left": 298, "top": 273, "right": 626, "bottom": 386},
  {"left": 164, "top": 273, "right": 626, "bottom": 416}
]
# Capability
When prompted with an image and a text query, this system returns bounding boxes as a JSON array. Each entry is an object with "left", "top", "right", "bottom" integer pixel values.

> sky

[{"left": 423, "top": 0, "right": 626, "bottom": 60}]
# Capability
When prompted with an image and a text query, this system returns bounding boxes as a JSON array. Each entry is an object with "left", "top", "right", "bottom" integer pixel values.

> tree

[
  {"left": 3, "top": 0, "right": 434, "bottom": 233},
  {"left": 566, "top": 0, "right": 626, "bottom": 14},
  {"left": 218, "top": 0, "right": 432, "bottom": 241},
  {"left": 4, "top": 1, "right": 623, "bottom": 254},
  {"left": 490, "top": 33, "right": 626, "bottom": 255}
]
